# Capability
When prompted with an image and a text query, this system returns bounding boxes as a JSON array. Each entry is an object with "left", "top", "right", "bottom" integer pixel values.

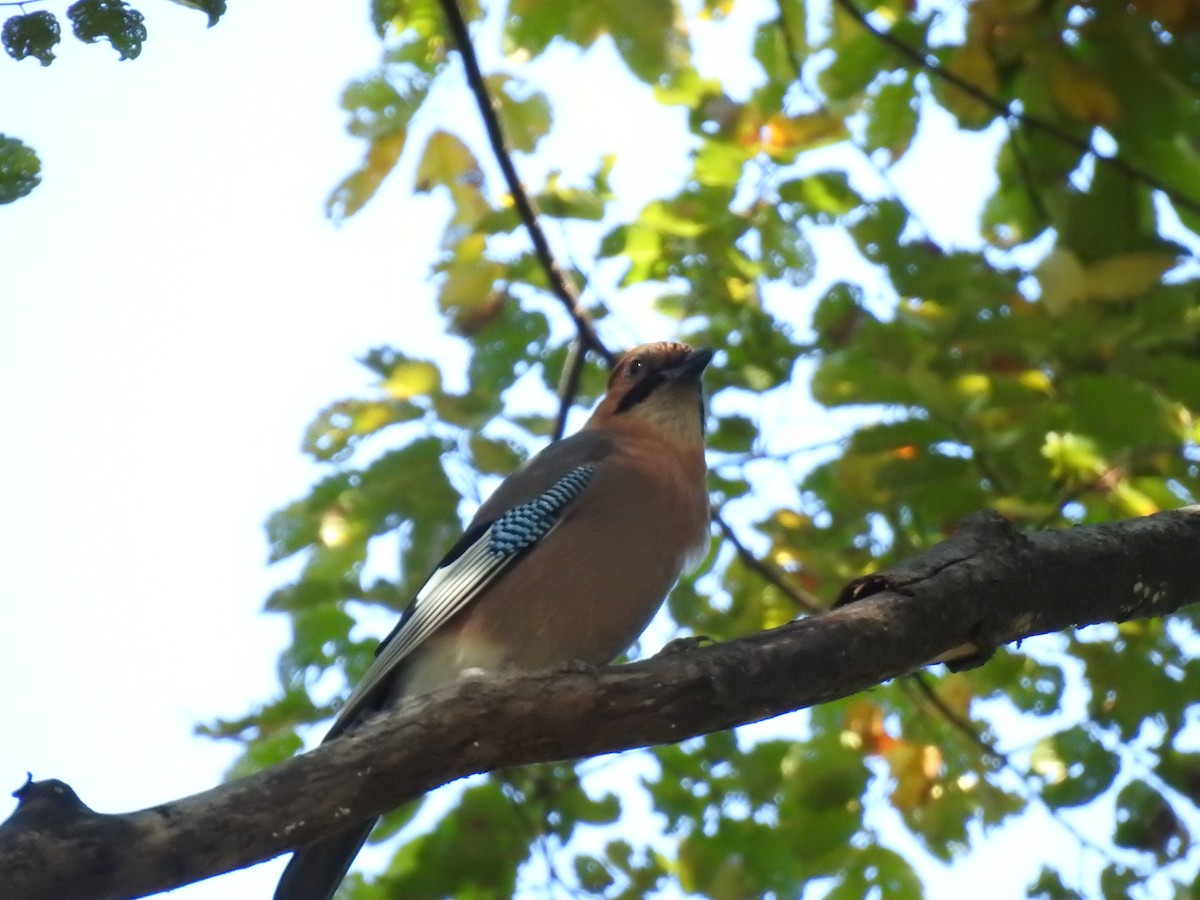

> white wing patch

[{"left": 332, "top": 464, "right": 596, "bottom": 732}]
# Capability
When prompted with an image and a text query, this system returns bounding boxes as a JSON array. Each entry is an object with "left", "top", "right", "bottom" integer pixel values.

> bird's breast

[{"left": 449, "top": 445, "right": 709, "bottom": 673}]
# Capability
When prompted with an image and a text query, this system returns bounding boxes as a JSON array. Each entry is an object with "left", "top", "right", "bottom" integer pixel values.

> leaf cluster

[{"left": 206, "top": 0, "right": 1200, "bottom": 897}]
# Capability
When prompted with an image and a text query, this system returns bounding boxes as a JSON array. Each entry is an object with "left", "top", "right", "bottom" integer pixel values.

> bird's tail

[{"left": 273, "top": 818, "right": 377, "bottom": 900}]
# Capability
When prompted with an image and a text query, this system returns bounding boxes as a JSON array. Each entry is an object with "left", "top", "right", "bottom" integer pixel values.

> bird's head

[{"left": 589, "top": 341, "right": 713, "bottom": 446}]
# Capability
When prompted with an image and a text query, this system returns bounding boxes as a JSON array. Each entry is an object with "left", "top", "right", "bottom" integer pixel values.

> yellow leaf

[
  {"left": 760, "top": 112, "right": 848, "bottom": 160},
  {"left": 725, "top": 276, "right": 754, "bottom": 301},
  {"left": 438, "top": 258, "right": 506, "bottom": 333},
  {"left": 1042, "top": 431, "right": 1104, "bottom": 481},
  {"left": 1082, "top": 252, "right": 1176, "bottom": 300},
  {"left": 842, "top": 701, "right": 896, "bottom": 754},
  {"left": 955, "top": 373, "right": 991, "bottom": 397},
  {"left": 326, "top": 131, "right": 407, "bottom": 221},
  {"left": 1049, "top": 57, "right": 1120, "bottom": 124},
  {"left": 1030, "top": 736, "right": 1068, "bottom": 783},
  {"left": 940, "top": 41, "right": 998, "bottom": 127},
  {"left": 1036, "top": 247, "right": 1087, "bottom": 315},
  {"left": 903, "top": 297, "right": 949, "bottom": 324},
  {"left": 1113, "top": 481, "right": 1160, "bottom": 517},
  {"left": 887, "top": 742, "right": 942, "bottom": 810},
  {"left": 365, "top": 131, "right": 405, "bottom": 178},
  {"left": 1018, "top": 369, "right": 1054, "bottom": 394},
  {"left": 935, "top": 675, "right": 975, "bottom": 719},
  {"left": 319, "top": 508, "right": 351, "bottom": 548},
  {"left": 414, "top": 129, "right": 480, "bottom": 192},
  {"left": 383, "top": 360, "right": 441, "bottom": 400},
  {"left": 775, "top": 509, "right": 808, "bottom": 529}
]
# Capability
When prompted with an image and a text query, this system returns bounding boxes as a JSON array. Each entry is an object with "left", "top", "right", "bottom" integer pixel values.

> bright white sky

[{"left": 1, "top": 0, "right": 1110, "bottom": 897}]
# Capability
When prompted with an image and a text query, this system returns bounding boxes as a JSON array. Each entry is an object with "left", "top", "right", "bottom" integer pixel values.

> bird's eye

[{"left": 628, "top": 359, "right": 645, "bottom": 376}]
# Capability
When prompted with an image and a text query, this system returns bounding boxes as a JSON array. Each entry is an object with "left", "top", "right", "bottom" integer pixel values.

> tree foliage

[{"left": 204, "top": 0, "right": 1200, "bottom": 896}]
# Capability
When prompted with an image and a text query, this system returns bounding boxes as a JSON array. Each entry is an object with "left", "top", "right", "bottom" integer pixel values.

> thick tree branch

[
  {"left": 436, "top": 0, "right": 615, "bottom": 366},
  {"left": 831, "top": 0, "right": 1200, "bottom": 219},
  {"left": 5, "top": 507, "right": 1200, "bottom": 899}
]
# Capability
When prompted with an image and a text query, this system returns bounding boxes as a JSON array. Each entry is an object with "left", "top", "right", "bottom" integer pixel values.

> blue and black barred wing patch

[{"left": 334, "top": 464, "right": 596, "bottom": 726}]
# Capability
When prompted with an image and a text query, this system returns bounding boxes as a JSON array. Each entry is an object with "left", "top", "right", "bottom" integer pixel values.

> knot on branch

[
  {"left": 2, "top": 776, "right": 96, "bottom": 834},
  {"left": 833, "top": 509, "right": 1029, "bottom": 670}
]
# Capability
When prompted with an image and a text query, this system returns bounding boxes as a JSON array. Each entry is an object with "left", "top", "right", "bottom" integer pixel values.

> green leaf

[
  {"left": 1027, "top": 866, "right": 1084, "bottom": 899},
  {"left": 414, "top": 129, "right": 480, "bottom": 192},
  {"left": 573, "top": 855, "right": 615, "bottom": 893},
  {"left": 1114, "top": 781, "right": 1188, "bottom": 860},
  {"left": 778, "top": 171, "right": 862, "bottom": 222},
  {"left": 265, "top": 472, "right": 353, "bottom": 564},
  {"left": 849, "top": 199, "right": 909, "bottom": 263},
  {"left": 973, "top": 650, "right": 1066, "bottom": 716},
  {"left": 503, "top": 0, "right": 594, "bottom": 58},
  {"left": 67, "top": 0, "right": 146, "bottom": 60},
  {"left": 1051, "top": 164, "right": 1153, "bottom": 266},
  {"left": 375, "top": 780, "right": 529, "bottom": 897},
  {"left": 826, "top": 846, "right": 922, "bottom": 899},
  {"left": 531, "top": 172, "right": 609, "bottom": 221},
  {"left": 932, "top": 38, "right": 1000, "bottom": 129},
  {"left": 165, "top": 0, "right": 225, "bottom": 27},
  {"left": 469, "top": 433, "right": 525, "bottom": 475},
  {"left": 341, "top": 75, "right": 412, "bottom": 141},
  {"left": 693, "top": 140, "right": 748, "bottom": 188},
  {"left": 1158, "top": 751, "right": 1200, "bottom": 806},
  {"left": 371, "top": 0, "right": 403, "bottom": 37},
  {"left": 0, "top": 134, "right": 41, "bottom": 204},
  {"left": 1067, "top": 374, "right": 1180, "bottom": 452},
  {"left": 595, "top": 0, "right": 690, "bottom": 85},
  {"left": 487, "top": 74, "right": 552, "bottom": 154},
  {"left": 818, "top": 31, "right": 890, "bottom": 101},
  {"left": 865, "top": 76, "right": 919, "bottom": 162},
  {"left": 1030, "top": 725, "right": 1119, "bottom": 808},
  {"left": 326, "top": 132, "right": 407, "bottom": 222},
  {"left": 3, "top": 12, "right": 61, "bottom": 65},
  {"left": 223, "top": 727, "right": 303, "bottom": 780},
  {"left": 1098, "top": 865, "right": 1139, "bottom": 898},
  {"left": 327, "top": 36, "right": 441, "bottom": 221},
  {"left": 707, "top": 413, "right": 757, "bottom": 453},
  {"left": 436, "top": 247, "right": 506, "bottom": 335},
  {"left": 753, "top": 4, "right": 805, "bottom": 84},
  {"left": 303, "top": 398, "right": 423, "bottom": 461}
]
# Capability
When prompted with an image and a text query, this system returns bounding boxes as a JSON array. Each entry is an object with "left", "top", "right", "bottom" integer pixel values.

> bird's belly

[{"left": 399, "top": 459, "right": 708, "bottom": 695}]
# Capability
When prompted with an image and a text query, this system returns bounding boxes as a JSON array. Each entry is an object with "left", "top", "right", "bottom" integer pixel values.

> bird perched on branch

[{"left": 275, "top": 341, "right": 713, "bottom": 900}]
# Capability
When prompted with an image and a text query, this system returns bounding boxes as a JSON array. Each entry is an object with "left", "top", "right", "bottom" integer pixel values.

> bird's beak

[{"left": 664, "top": 347, "right": 714, "bottom": 382}]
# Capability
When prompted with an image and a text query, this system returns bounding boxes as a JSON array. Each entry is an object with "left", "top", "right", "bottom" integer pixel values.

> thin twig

[
  {"left": 901, "top": 673, "right": 1134, "bottom": 872},
  {"left": 774, "top": 2, "right": 807, "bottom": 87},
  {"left": 831, "top": 0, "right": 1200, "bottom": 218},
  {"left": 772, "top": 3, "right": 937, "bottom": 242},
  {"left": 712, "top": 508, "right": 823, "bottom": 613},
  {"left": 552, "top": 339, "right": 588, "bottom": 441},
  {"left": 1007, "top": 122, "right": 1051, "bottom": 228},
  {"left": 436, "top": 0, "right": 615, "bottom": 366},
  {"left": 908, "top": 671, "right": 1006, "bottom": 765}
]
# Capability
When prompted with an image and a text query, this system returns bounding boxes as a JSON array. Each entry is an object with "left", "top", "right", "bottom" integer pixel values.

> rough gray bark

[{"left": 3, "top": 507, "right": 1199, "bottom": 900}]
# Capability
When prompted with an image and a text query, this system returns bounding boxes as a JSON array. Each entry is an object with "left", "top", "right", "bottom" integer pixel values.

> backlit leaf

[
  {"left": 3, "top": 12, "right": 60, "bottom": 64},
  {"left": 67, "top": 0, "right": 145, "bottom": 59},
  {"left": 0, "top": 134, "right": 40, "bottom": 203}
]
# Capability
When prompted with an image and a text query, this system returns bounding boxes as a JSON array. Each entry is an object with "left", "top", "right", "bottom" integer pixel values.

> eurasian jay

[{"left": 274, "top": 341, "right": 713, "bottom": 900}]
